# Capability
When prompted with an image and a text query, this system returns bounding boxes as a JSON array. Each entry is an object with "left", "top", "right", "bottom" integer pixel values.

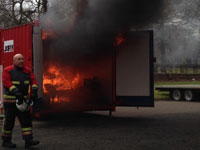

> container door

[
  {"left": 0, "top": 24, "right": 33, "bottom": 68},
  {"left": 116, "top": 31, "right": 154, "bottom": 107}
]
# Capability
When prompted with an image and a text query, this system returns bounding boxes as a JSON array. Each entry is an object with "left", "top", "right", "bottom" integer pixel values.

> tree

[
  {"left": 154, "top": 0, "right": 200, "bottom": 66},
  {"left": 39, "top": 0, "right": 84, "bottom": 32},
  {"left": 0, "top": 0, "right": 48, "bottom": 27}
]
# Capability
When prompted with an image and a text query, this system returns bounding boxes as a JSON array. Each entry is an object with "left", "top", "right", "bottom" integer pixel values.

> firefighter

[{"left": 1, "top": 53, "right": 40, "bottom": 148}]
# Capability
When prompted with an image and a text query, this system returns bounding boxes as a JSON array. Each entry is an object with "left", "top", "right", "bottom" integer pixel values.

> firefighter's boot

[
  {"left": 25, "top": 138, "right": 40, "bottom": 149},
  {"left": 2, "top": 140, "right": 16, "bottom": 148}
]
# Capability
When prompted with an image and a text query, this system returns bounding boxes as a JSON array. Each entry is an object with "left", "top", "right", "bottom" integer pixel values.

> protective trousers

[{"left": 1, "top": 103, "right": 33, "bottom": 142}]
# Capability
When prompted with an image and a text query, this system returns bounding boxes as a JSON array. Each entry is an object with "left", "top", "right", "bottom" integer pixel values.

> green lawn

[{"left": 154, "top": 81, "right": 200, "bottom": 100}]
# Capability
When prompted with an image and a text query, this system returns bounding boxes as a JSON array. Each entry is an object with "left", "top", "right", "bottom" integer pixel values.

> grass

[{"left": 154, "top": 80, "right": 200, "bottom": 100}]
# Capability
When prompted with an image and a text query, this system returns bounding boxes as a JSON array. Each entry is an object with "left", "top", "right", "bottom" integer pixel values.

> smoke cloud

[
  {"left": 155, "top": 26, "right": 200, "bottom": 66},
  {"left": 40, "top": 0, "right": 165, "bottom": 65},
  {"left": 154, "top": 0, "right": 200, "bottom": 66}
]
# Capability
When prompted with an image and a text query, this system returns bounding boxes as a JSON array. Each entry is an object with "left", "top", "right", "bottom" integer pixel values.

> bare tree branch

[{"left": 0, "top": 0, "right": 48, "bottom": 27}]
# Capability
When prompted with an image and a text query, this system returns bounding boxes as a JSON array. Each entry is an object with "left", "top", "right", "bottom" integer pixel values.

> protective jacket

[
  {"left": 1, "top": 65, "right": 38, "bottom": 141},
  {"left": 3, "top": 65, "right": 38, "bottom": 103}
]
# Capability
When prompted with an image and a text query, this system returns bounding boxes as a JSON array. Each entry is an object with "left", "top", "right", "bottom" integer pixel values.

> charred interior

[{"left": 42, "top": 35, "right": 113, "bottom": 110}]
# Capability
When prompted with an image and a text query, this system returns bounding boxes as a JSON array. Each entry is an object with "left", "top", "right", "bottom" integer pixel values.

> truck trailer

[
  {"left": 0, "top": 23, "right": 154, "bottom": 115},
  {"left": 156, "top": 85, "right": 200, "bottom": 101}
]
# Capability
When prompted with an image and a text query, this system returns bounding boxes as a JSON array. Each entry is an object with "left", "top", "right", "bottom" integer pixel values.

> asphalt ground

[{"left": 1, "top": 100, "right": 200, "bottom": 150}]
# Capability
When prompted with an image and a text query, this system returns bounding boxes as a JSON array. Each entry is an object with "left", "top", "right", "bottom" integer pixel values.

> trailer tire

[
  {"left": 171, "top": 89, "right": 182, "bottom": 101},
  {"left": 184, "top": 90, "right": 193, "bottom": 101}
]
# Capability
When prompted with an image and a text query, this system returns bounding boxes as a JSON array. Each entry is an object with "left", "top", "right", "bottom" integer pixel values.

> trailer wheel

[
  {"left": 184, "top": 90, "right": 193, "bottom": 101},
  {"left": 171, "top": 89, "right": 182, "bottom": 101}
]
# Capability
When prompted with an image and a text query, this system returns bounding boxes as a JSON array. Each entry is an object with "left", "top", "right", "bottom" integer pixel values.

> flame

[
  {"left": 43, "top": 65, "right": 80, "bottom": 103},
  {"left": 42, "top": 31, "right": 55, "bottom": 40},
  {"left": 115, "top": 32, "right": 125, "bottom": 46}
]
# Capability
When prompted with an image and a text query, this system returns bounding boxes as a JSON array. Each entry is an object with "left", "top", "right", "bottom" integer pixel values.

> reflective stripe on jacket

[{"left": 2, "top": 65, "right": 38, "bottom": 102}]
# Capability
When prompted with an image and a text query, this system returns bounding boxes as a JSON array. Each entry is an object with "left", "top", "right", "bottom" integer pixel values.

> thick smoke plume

[{"left": 41, "top": 0, "right": 165, "bottom": 65}]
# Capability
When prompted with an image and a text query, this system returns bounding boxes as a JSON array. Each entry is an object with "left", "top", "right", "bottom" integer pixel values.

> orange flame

[
  {"left": 42, "top": 31, "right": 56, "bottom": 40},
  {"left": 43, "top": 65, "right": 80, "bottom": 103}
]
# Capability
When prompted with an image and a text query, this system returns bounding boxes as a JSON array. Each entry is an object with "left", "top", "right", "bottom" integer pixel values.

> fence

[{"left": 154, "top": 64, "right": 200, "bottom": 74}]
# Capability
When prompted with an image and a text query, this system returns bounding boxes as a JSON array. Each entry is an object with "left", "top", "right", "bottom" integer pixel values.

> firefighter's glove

[
  {"left": 27, "top": 99, "right": 33, "bottom": 106},
  {"left": 31, "top": 87, "right": 38, "bottom": 100},
  {"left": 12, "top": 88, "right": 24, "bottom": 104}
]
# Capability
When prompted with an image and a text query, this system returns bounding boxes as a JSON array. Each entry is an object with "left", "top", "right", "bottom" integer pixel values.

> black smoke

[{"left": 41, "top": 0, "right": 165, "bottom": 65}]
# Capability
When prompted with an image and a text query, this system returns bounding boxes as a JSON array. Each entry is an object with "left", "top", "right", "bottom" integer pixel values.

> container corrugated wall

[{"left": 0, "top": 24, "right": 33, "bottom": 68}]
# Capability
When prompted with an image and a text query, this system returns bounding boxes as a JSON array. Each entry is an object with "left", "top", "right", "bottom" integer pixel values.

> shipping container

[
  {"left": 0, "top": 23, "right": 154, "bottom": 116},
  {"left": 0, "top": 24, "right": 33, "bottom": 68}
]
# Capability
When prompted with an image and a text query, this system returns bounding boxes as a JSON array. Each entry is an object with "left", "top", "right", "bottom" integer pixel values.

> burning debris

[
  {"left": 40, "top": 0, "right": 165, "bottom": 109},
  {"left": 43, "top": 64, "right": 80, "bottom": 103}
]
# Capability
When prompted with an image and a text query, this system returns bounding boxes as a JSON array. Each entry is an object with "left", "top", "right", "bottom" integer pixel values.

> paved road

[{"left": 1, "top": 100, "right": 200, "bottom": 150}]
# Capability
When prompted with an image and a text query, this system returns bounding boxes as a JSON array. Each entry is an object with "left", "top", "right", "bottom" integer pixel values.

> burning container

[{"left": 0, "top": 23, "right": 154, "bottom": 115}]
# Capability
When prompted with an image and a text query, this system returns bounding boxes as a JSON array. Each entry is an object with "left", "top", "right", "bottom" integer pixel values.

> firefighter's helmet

[{"left": 16, "top": 99, "right": 33, "bottom": 112}]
